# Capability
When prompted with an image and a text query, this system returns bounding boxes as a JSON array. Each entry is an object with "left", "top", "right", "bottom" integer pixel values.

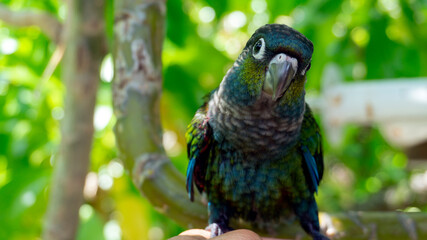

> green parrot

[{"left": 186, "top": 24, "right": 327, "bottom": 240}]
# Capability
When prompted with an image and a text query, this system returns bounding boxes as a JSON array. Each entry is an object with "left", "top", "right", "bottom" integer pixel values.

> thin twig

[
  {"left": 34, "top": 43, "right": 66, "bottom": 100},
  {"left": 0, "top": 4, "right": 62, "bottom": 42}
]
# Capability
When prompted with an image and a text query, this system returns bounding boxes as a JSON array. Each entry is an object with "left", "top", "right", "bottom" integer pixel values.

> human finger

[
  {"left": 211, "top": 229, "right": 261, "bottom": 240},
  {"left": 168, "top": 229, "right": 210, "bottom": 240}
]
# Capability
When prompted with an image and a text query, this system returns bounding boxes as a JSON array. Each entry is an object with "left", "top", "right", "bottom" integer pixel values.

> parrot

[{"left": 185, "top": 24, "right": 328, "bottom": 240}]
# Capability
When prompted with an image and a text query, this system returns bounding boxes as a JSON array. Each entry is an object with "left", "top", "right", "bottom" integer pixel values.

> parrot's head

[{"left": 221, "top": 24, "right": 313, "bottom": 106}]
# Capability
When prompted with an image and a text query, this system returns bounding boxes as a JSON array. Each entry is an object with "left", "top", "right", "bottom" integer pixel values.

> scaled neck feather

[{"left": 207, "top": 82, "right": 305, "bottom": 160}]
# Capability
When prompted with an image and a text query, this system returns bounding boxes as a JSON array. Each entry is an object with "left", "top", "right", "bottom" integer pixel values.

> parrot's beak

[{"left": 263, "top": 53, "right": 298, "bottom": 101}]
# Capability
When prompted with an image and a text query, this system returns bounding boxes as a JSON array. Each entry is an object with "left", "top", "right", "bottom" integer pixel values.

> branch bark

[
  {"left": 42, "top": 0, "right": 107, "bottom": 239},
  {"left": 319, "top": 211, "right": 427, "bottom": 240},
  {"left": 112, "top": 0, "right": 208, "bottom": 228},
  {"left": 111, "top": 1, "right": 427, "bottom": 240},
  {"left": 0, "top": 3, "right": 62, "bottom": 42}
]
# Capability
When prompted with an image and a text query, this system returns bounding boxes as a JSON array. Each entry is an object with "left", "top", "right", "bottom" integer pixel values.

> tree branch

[
  {"left": 319, "top": 211, "right": 427, "bottom": 240},
  {"left": 42, "top": 0, "right": 107, "bottom": 239},
  {"left": 0, "top": 3, "right": 62, "bottom": 42},
  {"left": 113, "top": 0, "right": 209, "bottom": 228}
]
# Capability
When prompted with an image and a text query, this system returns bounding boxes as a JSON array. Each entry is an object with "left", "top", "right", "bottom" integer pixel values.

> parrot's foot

[
  {"left": 302, "top": 220, "right": 330, "bottom": 240},
  {"left": 205, "top": 223, "right": 231, "bottom": 238}
]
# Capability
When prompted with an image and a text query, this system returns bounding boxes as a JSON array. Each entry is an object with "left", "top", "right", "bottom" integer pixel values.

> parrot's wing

[
  {"left": 299, "top": 104, "right": 324, "bottom": 194},
  {"left": 185, "top": 101, "right": 213, "bottom": 201}
]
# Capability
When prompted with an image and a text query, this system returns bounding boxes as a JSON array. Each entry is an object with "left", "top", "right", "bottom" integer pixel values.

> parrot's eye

[{"left": 252, "top": 38, "right": 265, "bottom": 60}]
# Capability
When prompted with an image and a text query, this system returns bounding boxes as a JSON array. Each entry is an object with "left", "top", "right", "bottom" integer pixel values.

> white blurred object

[{"left": 307, "top": 63, "right": 427, "bottom": 148}]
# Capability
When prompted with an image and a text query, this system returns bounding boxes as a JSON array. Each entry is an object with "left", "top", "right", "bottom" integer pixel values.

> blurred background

[{"left": 1, "top": 0, "right": 427, "bottom": 239}]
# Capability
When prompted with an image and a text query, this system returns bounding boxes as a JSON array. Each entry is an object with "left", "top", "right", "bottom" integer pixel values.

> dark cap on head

[{"left": 246, "top": 24, "right": 313, "bottom": 71}]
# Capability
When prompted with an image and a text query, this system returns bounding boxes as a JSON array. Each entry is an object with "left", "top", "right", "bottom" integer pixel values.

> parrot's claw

[{"left": 206, "top": 223, "right": 230, "bottom": 237}]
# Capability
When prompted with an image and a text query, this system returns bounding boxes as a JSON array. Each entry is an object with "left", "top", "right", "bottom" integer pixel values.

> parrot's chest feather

[{"left": 208, "top": 91, "right": 304, "bottom": 159}]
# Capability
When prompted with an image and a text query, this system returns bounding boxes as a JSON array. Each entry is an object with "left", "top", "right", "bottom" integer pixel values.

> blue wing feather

[
  {"left": 186, "top": 155, "right": 197, "bottom": 201},
  {"left": 185, "top": 99, "right": 213, "bottom": 201},
  {"left": 299, "top": 105, "right": 323, "bottom": 194},
  {"left": 301, "top": 145, "right": 319, "bottom": 193}
]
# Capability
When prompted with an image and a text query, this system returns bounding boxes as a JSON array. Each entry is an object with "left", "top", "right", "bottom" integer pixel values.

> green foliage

[{"left": 1, "top": 0, "right": 427, "bottom": 239}]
